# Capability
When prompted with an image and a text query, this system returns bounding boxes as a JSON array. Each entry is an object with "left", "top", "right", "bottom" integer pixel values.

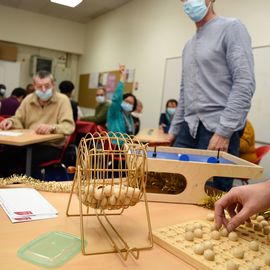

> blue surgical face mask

[
  {"left": 121, "top": 101, "right": 133, "bottom": 112},
  {"left": 167, "top": 108, "right": 176, "bottom": 115},
  {"left": 183, "top": 0, "right": 210, "bottom": 22},
  {"left": 96, "top": 96, "right": 105, "bottom": 104},
  {"left": 35, "top": 88, "right": 53, "bottom": 101}
]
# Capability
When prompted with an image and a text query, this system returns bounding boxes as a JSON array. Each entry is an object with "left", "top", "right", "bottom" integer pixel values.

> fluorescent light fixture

[{"left": 50, "top": 0, "right": 83, "bottom": 8}]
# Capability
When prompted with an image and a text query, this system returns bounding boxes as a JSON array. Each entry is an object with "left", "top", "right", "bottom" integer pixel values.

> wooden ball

[
  {"left": 211, "top": 230, "right": 220, "bottom": 240},
  {"left": 226, "top": 261, "right": 239, "bottom": 270},
  {"left": 249, "top": 240, "right": 259, "bottom": 251},
  {"left": 206, "top": 213, "right": 215, "bottom": 222},
  {"left": 228, "top": 232, "right": 238, "bottom": 241},
  {"left": 248, "top": 264, "right": 260, "bottom": 270},
  {"left": 203, "top": 249, "right": 215, "bottom": 261},
  {"left": 203, "top": 241, "right": 213, "bottom": 250},
  {"left": 185, "top": 231, "right": 194, "bottom": 241},
  {"left": 254, "top": 223, "right": 262, "bottom": 231},
  {"left": 232, "top": 247, "right": 244, "bottom": 259},
  {"left": 256, "top": 215, "right": 265, "bottom": 222},
  {"left": 263, "top": 225, "right": 270, "bottom": 235},
  {"left": 264, "top": 254, "right": 270, "bottom": 266},
  {"left": 194, "top": 244, "right": 204, "bottom": 255},
  {"left": 220, "top": 228, "right": 229, "bottom": 237},
  {"left": 194, "top": 228, "right": 203, "bottom": 238}
]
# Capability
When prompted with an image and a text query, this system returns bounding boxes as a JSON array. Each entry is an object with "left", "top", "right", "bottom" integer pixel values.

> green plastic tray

[{"left": 17, "top": 231, "right": 82, "bottom": 268}]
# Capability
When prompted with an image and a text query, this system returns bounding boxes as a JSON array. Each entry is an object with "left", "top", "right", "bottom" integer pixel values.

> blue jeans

[{"left": 173, "top": 121, "right": 242, "bottom": 192}]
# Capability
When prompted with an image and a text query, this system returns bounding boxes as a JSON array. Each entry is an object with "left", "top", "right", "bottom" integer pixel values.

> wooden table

[
  {"left": 0, "top": 188, "right": 211, "bottom": 270},
  {"left": 136, "top": 128, "right": 171, "bottom": 146},
  {"left": 0, "top": 129, "right": 63, "bottom": 176}
]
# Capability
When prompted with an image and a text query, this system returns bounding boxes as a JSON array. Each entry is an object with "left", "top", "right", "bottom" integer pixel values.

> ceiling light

[{"left": 50, "top": 0, "right": 83, "bottom": 8}]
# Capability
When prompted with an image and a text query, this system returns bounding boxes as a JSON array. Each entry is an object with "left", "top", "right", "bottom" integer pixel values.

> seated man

[
  {"left": 0, "top": 70, "right": 75, "bottom": 177},
  {"left": 0, "top": 87, "right": 26, "bottom": 116},
  {"left": 239, "top": 119, "right": 257, "bottom": 163},
  {"left": 59, "top": 80, "right": 79, "bottom": 122},
  {"left": 80, "top": 86, "right": 110, "bottom": 128}
]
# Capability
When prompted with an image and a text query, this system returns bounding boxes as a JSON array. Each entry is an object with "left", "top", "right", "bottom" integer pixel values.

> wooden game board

[
  {"left": 147, "top": 146, "right": 263, "bottom": 204},
  {"left": 153, "top": 218, "right": 270, "bottom": 270}
]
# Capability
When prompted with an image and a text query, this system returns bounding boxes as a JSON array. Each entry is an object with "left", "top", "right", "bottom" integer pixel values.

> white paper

[
  {"left": 88, "top": 72, "right": 99, "bottom": 89},
  {"left": 126, "top": 69, "right": 135, "bottom": 83},
  {"left": 0, "top": 188, "right": 58, "bottom": 223},
  {"left": 0, "top": 131, "right": 23, "bottom": 136}
]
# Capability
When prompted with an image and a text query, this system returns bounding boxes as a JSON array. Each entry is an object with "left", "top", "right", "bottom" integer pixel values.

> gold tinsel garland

[{"left": 0, "top": 174, "right": 73, "bottom": 193}]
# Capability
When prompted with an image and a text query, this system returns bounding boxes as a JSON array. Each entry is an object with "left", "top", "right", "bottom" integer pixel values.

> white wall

[
  {"left": 0, "top": 5, "right": 86, "bottom": 54},
  {"left": 80, "top": 0, "right": 270, "bottom": 129}
]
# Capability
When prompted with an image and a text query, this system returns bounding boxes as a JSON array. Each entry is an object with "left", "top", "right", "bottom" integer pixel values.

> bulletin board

[{"left": 78, "top": 70, "right": 134, "bottom": 109}]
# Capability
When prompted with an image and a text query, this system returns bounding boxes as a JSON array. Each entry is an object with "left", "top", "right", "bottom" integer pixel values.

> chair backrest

[{"left": 254, "top": 145, "right": 270, "bottom": 164}]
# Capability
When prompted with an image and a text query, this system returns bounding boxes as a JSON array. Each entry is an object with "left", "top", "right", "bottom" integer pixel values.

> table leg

[{"left": 26, "top": 146, "right": 32, "bottom": 176}]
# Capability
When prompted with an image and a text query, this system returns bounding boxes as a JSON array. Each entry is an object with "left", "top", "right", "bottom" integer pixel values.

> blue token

[
  {"left": 207, "top": 156, "right": 219, "bottom": 163},
  {"left": 178, "top": 154, "right": 190, "bottom": 161}
]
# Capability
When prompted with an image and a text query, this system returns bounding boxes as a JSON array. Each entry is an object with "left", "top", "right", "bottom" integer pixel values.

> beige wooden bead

[
  {"left": 203, "top": 241, "right": 213, "bottom": 250},
  {"left": 263, "top": 225, "right": 270, "bottom": 235},
  {"left": 228, "top": 232, "right": 238, "bottom": 241},
  {"left": 194, "top": 243, "right": 204, "bottom": 255},
  {"left": 211, "top": 230, "right": 220, "bottom": 240},
  {"left": 185, "top": 231, "right": 194, "bottom": 241},
  {"left": 206, "top": 213, "right": 215, "bottom": 222},
  {"left": 194, "top": 228, "right": 203, "bottom": 238},
  {"left": 226, "top": 261, "right": 239, "bottom": 270},
  {"left": 203, "top": 249, "right": 215, "bottom": 261},
  {"left": 248, "top": 264, "right": 260, "bottom": 270},
  {"left": 249, "top": 240, "right": 259, "bottom": 251},
  {"left": 264, "top": 254, "right": 270, "bottom": 266},
  {"left": 232, "top": 247, "right": 244, "bottom": 259},
  {"left": 220, "top": 228, "right": 229, "bottom": 237},
  {"left": 254, "top": 223, "right": 262, "bottom": 231},
  {"left": 256, "top": 215, "right": 265, "bottom": 222}
]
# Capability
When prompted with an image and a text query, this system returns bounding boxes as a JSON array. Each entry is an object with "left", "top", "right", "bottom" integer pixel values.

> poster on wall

[
  {"left": 88, "top": 72, "right": 99, "bottom": 89},
  {"left": 106, "top": 73, "right": 117, "bottom": 92}
]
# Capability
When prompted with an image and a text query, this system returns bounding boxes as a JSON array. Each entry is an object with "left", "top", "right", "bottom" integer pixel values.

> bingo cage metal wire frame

[{"left": 66, "top": 131, "right": 153, "bottom": 260}]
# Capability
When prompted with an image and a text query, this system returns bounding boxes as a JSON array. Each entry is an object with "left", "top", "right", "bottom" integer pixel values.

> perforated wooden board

[{"left": 153, "top": 219, "right": 270, "bottom": 270}]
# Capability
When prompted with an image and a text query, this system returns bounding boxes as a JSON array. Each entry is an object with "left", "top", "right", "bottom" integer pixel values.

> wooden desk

[
  {"left": 0, "top": 130, "right": 63, "bottom": 176},
  {"left": 136, "top": 128, "right": 171, "bottom": 146},
  {"left": 0, "top": 189, "right": 211, "bottom": 270}
]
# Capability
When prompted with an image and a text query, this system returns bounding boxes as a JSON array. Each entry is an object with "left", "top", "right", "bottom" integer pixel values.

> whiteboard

[
  {"left": 161, "top": 46, "right": 270, "bottom": 144},
  {"left": 0, "top": 60, "right": 21, "bottom": 97}
]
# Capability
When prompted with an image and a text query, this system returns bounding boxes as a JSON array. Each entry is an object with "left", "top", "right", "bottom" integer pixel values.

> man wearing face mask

[
  {"left": 168, "top": 0, "right": 255, "bottom": 191},
  {"left": 159, "top": 99, "right": 178, "bottom": 134},
  {"left": 80, "top": 87, "right": 110, "bottom": 129},
  {"left": 107, "top": 65, "right": 137, "bottom": 135},
  {"left": 0, "top": 70, "right": 75, "bottom": 177}
]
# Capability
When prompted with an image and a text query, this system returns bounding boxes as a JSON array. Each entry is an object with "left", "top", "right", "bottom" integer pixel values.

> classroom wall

[
  {"left": 0, "top": 5, "right": 86, "bottom": 54},
  {"left": 79, "top": 0, "right": 270, "bottom": 129}
]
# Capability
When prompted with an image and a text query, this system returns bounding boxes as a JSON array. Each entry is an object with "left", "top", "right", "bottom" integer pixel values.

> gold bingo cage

[{"left": 66, "top": 131, "right": 153, "bottom": 260}]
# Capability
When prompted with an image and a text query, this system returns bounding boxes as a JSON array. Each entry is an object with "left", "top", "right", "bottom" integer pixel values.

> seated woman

[
  {"left": 159, "top": 99, "right": 178, "bottom": 133},
  {"left": 240, "top": 119, "right": 257, "bottom": 163},
  {"left": 107, "top": 65, "right": 137, "bottom": 135}
]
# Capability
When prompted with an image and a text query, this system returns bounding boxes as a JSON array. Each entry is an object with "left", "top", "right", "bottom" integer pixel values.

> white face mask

[
  {"left": 121, "top": 101, "right": 133, "bottom": 112},
  {"left": 35, "top": 88, "right": 53, "bottom": 101},
  {"left": 96, "top": 96, "right": 105, "bottom": 104}
]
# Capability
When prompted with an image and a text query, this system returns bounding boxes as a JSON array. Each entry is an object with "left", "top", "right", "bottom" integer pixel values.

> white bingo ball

[
  {"left": 220, "top": 228, "right": 229, "bottom": 237},
  {"left": 256, "top": 215, "right": 265, "bottom": 222},
  {"left": 103, "top": 185, "right": 113, "bottom": 197},
  {"left": 94, "top": 187, "right": 104, "bottom": 201}
]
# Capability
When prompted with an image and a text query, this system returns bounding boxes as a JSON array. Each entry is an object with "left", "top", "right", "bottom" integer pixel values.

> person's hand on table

[
  {"left": 35, "top": 124, "right": 56, "bottom": 134},
  {"left": 166, "top": 133, "right": 175, "bottom": 145},
  {"left": 0, "top": 119, "right": 12, "bottom": 130},
  {"left": 208, "top": 133, "right": 229, "bottom": 152},
  {"left": 215, "top": 181, "right": 270, "bottom": 232}
]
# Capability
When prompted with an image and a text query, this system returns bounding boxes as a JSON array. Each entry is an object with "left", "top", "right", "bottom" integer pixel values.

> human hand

[
  {"left": 215, "top": 181, "right": 270, "bottom": 232},
  {"left": 35, "top": 124, "right": 55, "bottom": 134},
  {"left": 119, "top": 64, "right": 127, "bottom": 83},
  {"left": 166, "top": 133, "right": 175, "bottom": 144},
  {"left": 0, "top": 119, "right": 13, "bottom": 130},
  {"left": 208, "top": 133, "right": 229, "bottom": 152}
]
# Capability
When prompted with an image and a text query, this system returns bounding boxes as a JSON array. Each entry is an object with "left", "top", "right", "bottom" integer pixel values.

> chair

[
  {"left": 38, "top": 134, "right": 77, "bottom": 181},
  {"left": 254, "top": 145, "right": 270, "bottom": 165}
]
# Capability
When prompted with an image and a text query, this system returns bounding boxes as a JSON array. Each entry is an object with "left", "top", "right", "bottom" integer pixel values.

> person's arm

[
  {"left": 215, "top": 20, "right": 255, "bottom": 139},
  {"left": 81, "top": 103, "right": 109, "bottom": 124},
  {"left": 215, "top": 180, "right": 270, "bottom": 232}
]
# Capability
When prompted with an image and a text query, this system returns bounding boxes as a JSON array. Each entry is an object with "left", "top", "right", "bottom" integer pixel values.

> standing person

[
  {"left": 59, "top": 80, "right": 78, "bottom": 122},
  {"left": 0, "top": 70, "right": 75, "bottom": 177},
  {"left": 80, "top": 87, "right": 110, "bottom": 129},
  {"left": 159, "top": 99, "right": 178, "bottom": 133},
  {"left": 107, "top": 65, "right": 137, "bottom": 135},
  {"left": 168, "top": 0, "right": 255, "bottom": 191},
  {"left": 0, "top": 87, "right": 26, "bottom": 116}
]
